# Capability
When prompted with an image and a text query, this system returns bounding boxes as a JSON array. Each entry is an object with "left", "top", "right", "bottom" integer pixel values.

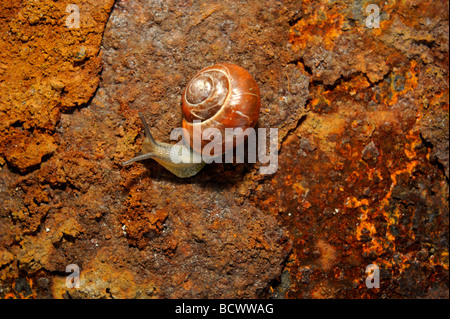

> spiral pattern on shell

[{"left": 181, "top": 63, "right": 261, "bottom": 156}]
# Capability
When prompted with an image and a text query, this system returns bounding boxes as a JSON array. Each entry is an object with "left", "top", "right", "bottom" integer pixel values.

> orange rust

[{"left": 289, "top": 0, "right": 345, "bottom": 51}]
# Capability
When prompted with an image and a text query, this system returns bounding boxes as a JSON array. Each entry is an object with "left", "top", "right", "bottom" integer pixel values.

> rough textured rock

[
  {"left": 0, "top": 0, "right": 448, "bottom": 299},
  {"left": 0, "top": 0, "right": 114, "bottom": 173}
]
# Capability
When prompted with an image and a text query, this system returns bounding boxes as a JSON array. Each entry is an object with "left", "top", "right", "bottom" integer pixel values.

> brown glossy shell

[{"left": 181, "top": 63, "right": 261, "bottom": 156}]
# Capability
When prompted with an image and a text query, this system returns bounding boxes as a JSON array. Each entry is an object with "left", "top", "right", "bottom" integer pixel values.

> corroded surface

[
  {"left": 0, "top": 0, "right": 448, "bottom": 299},
  {"left": 264, "top": 0, "right": 449, "bottom": 298}
]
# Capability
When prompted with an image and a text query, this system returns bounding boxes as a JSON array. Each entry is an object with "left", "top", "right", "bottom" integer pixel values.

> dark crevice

[
  {"left": 9, "top": 121, "right": 38, "bottom": 135},
  {"left": 62, "top": 81, "right": 101, "bottom": 116},
  {"left": 413, "top": 38, "right": 436, "bottom": 49},
  {"left": 46, "top": 269, "right": 71, "bottom": 277},
  {"left": 366, "top": 68, "right": 396, "bottom": 90},
  {"left": 287, "top": 14, "right": 304, "bottom": 27},
  {"left": 290, "top": 55, "right": 396, "bottom": 94},
  {"left": 419, "top": 132, "right": 449, "bottom": 183},
  {"left": 11, "top": 120, "right": 25, "bottom": 128},
  {"left": 287, "top": 56, "right": 313, "bottom": 76},
  {"left": 279, "top": 114, "right": 308, "bottom": 154},
  {"left": 3, "top": 145, "right": 57, "bottom": 176},
  {"left": 319, "top": 71, "right": 373, "bottom": 92},
  {"left": 105, "top": 288, "right": 114, "bottom": 298}
]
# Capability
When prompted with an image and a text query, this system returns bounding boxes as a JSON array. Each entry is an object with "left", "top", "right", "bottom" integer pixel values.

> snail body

[{"left": 122, "top": 63, "right": 261, "bottom": 178}]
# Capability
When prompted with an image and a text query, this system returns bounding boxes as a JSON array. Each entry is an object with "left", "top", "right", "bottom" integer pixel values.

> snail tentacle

[{"left": 121, "top": 152, "right": 156, "bottom": 166}]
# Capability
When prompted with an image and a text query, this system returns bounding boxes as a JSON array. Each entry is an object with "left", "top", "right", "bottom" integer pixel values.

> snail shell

[{"left": 181, "top": 63, "right": 261, "bottom": 156}]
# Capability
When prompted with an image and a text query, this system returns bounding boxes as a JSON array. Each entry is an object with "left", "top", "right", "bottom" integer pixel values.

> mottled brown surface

[{"left": 0, "top": 0, "right": 448, "bottom": 299}]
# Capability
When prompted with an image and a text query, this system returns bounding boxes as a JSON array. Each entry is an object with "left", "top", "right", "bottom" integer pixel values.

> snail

[{"left": 122, "top": 63, "right": 261, "bottom": 178}]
